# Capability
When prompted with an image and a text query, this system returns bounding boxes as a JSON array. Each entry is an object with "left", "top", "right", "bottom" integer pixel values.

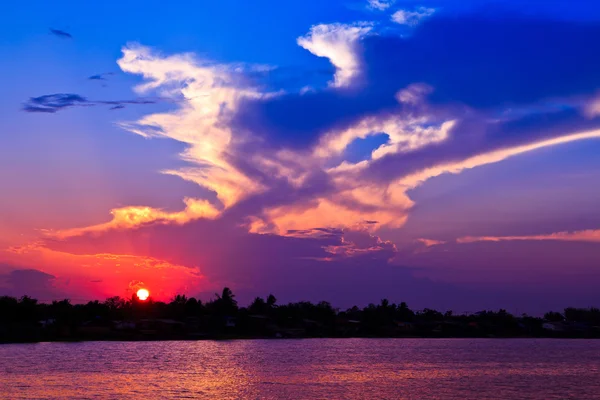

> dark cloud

[
  {"left": 231, "top": 12, "right": 600, "bottom": 149},
  {"left": 49, "top": 28, "right": 72, "bottom": 39},
  {"left": 363, "top": 15, "right": 600, "bottom": 108},
  {"left": 22, "top": 93, "right": 162, "bottom": 113},
  {"left": 232, "top": 86, "right": 394, "bottom": 149},
  {"left": 88, "top": 72, "right": 115, "bottom": 81},
  {"left": 23, "top": 93, "right": 88, "bottom": 113},
  {"left": 0, "top": 267, "right": 59, "bottom": 299}
]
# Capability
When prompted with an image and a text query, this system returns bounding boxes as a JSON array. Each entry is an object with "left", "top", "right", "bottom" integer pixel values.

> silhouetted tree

[
  {"left": 397, "top": 302, "right": 415, "bottom": 322},
  {"left": 249, "top": 297, "right": 266, "bottom": 314},
  {"left": 544, "top": 311, "right": 564, "bottom": 322},
  {"left": 214, "top": 287, "right": 238, "bottom": 316},
  {"left": 266, "top": 294, "right": 277, "bottom": 308},
  {"left": 2, "top": 292, "right": 599, "bottom": 343}
]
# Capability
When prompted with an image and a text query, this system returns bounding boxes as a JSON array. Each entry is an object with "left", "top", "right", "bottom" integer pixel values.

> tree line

[{"left": 1, "top": 288, "right": 599, "bottom": 342}]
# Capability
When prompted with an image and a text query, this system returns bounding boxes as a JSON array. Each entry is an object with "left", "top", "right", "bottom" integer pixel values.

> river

[{"left": 2, "top": 339, "right": 599, "bottom": 399}]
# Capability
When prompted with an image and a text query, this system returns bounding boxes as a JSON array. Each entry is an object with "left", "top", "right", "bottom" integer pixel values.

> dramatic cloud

[
  {"left": 391, "top": 7, "right": 436, "bottom": 26},
  {"left": 36, "top": 13, "right": 600, "bottom": 240},
  {"left": 231, "top": 14, "right": 600, "bottom": 152}
]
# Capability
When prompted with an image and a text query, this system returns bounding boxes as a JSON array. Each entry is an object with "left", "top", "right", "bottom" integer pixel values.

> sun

[{"left": 136, "top": 288, "right": 150, "bottom": 301}]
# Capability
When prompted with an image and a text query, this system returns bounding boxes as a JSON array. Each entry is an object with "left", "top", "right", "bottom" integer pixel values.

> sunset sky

[{"left": 2, "top": 0, "right": 600, "bottom": 314}]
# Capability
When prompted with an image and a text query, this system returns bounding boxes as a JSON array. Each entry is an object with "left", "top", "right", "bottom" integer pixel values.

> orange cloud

[
  {"left": 417, "top": 238, "right": 446, "bottom": 247},
  {"left": 252, "top": 186, "right": 414, "bottom": 236},
  {"left": 46, "top": 198, "right": 219, "bottom": 239},
  {"left": 457, "top": 229, "right": 600, "bottom": 244},
  {"left": 400, "top": 128, "right": 600, "bottom": 188}
]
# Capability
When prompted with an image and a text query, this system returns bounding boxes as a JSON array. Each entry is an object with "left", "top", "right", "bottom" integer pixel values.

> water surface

[{"left": 2, "top": 339, "right": 599, "bottom": 399}]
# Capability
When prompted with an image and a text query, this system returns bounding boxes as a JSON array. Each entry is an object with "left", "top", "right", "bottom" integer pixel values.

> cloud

[
  {"left": 0, "top": 267, "right": 58, "bottom": 299},
  {"left": 42, "top": 11, "right": 600, "bottom": 242},
  {"left": 297, "top": 23, "right": 372, "bottom": 88},
  {"left": 391, "top": 7, "right": 436, "bottom": 26},
  {"left": 49, "top": 28, "right": 72, "bottom": 39},
  {"left": 232, "top": 14, "right": 600, "bottom": 152},
  {"left": 115, "top": 43, "right": 271, "bottom": 210},
  {"left": 22, "top": 93, "right": 161, "bottom": 113},
  {"left": 583, "top": 93, "right": 600, "bottom": 118},
  {"left": 396, "top": 83, "right": 433, "bottom": 105},
  {"left": 88, "top": 72, "right": 115, "bottom": 81},
  {"left": 48, "top": 198, "right": 220, "bottom": 239},
  {"left": 417, "top": 238, "right": 445, "bottom": 247},
  {"left": 458, "top": 230, "right": 600, "bottom": 244},
  {"left": 368, "top": 0, "right": 394, "bottom": 11},
  {"left": 110, "top": 43, "right": 417, "bottom": 236},
  {"left": 393, "top": 127, "right": 600, "bottom": 189},
  {"left": 314, "top": 109, "right": 455, "bottom": 160},
  {"left": 23, "top": 94, "right": 88, "bottom": 113}
]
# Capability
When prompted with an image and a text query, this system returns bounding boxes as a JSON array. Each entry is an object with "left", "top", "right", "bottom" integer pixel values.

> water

[{"left": 2, "top": 339, "right": 599, "bottom": 399}]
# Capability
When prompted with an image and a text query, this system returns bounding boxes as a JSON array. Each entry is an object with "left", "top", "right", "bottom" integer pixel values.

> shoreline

[{"left": 3, "top": 334, "right": 599, "bottom": 344}]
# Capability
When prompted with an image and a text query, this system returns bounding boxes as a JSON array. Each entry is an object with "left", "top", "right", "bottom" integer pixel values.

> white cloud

[
  {"left": 368, "top": 0, "right": 394, "bottom": 11},
  {"left": 391, "top": 7, "right": 436, "bottom": 26},
  {"left": 297, "top": 23, "right": 372, "bottom": 88}
]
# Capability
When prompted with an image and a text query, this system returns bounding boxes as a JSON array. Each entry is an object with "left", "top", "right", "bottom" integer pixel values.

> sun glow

[{"left": 136, "top": 288, "right": 150, "bottom": 301}]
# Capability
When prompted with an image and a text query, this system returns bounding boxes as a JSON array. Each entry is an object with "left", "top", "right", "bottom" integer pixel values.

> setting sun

[{"left": 136, "top": 288, "right": 150, "bottom": 301}]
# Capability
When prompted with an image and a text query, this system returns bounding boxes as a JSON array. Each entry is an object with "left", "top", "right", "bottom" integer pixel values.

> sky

[{"left": 2, "top": 0, "right": 600, "bottom": 314}]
